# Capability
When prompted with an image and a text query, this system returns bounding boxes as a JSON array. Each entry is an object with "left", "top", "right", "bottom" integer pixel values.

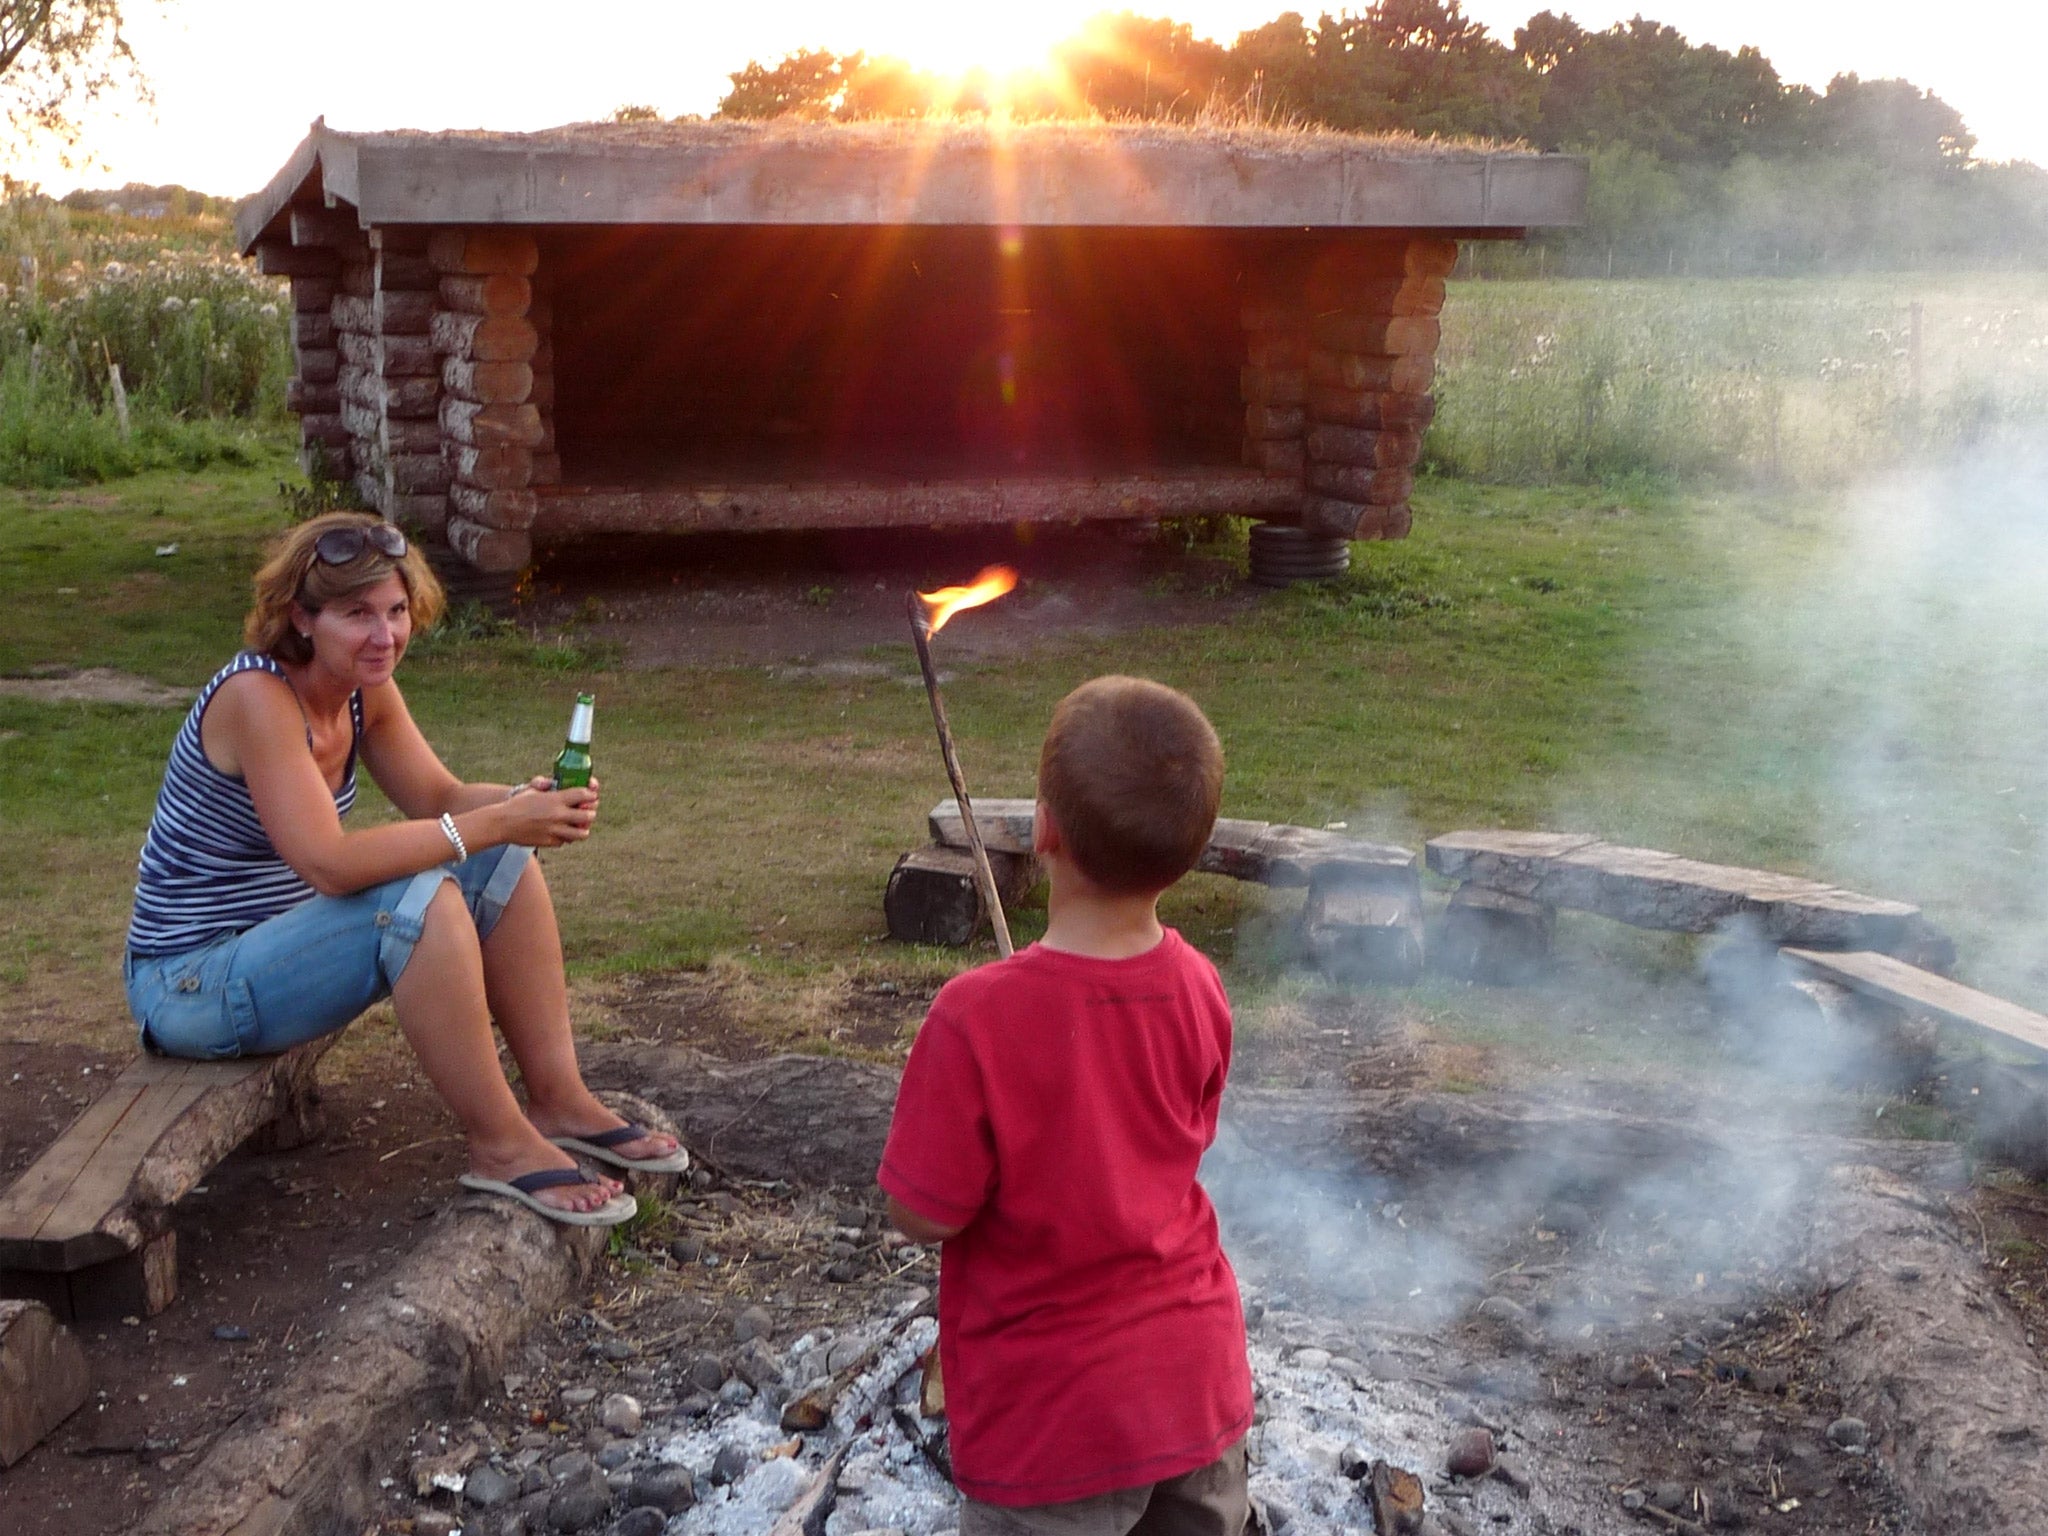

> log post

[
  {"left": 884, "top": 847, "right": 1040, "bottom": 947},
  {"left": 1299, "top": 238, "right": 1454, "bottom": 541},
  {"left": 1297, "top": 867, "right": 1424, "bottom": 985},
  {"left": 0, "top": 1300, "right": 90, "bottom": 1467},
  {"left": 430, "top": 230, "right": 543, "bottom": 575},
  {"left": 273, "top": 247, "right": 345, "bottom": 481},
  {"left": 1430, "top": 883, "right": 1555, "bottom": 985}
]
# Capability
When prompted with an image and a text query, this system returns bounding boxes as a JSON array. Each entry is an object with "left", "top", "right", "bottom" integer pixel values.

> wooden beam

[
  {"left": 533, "top": 470, "right": 1301, "bottom": 537},
  {"left": 1427, "top": 831, "right": 1952, "bottom": 961},
  {"left": 1782, "top": 949, "right": 2048, "bottom": 1059},
  {"left": 928, "top": 799, "right": 1415, "bottom": 890}
]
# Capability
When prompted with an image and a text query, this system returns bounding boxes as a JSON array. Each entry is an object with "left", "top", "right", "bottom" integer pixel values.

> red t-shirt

[{"left": 879, "top": 929, "right": 1253, "bottom": 1508}]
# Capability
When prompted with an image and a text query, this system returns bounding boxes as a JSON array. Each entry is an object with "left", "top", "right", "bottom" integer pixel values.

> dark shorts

[{"left": 960, "top": 1439, "right": 1251, "bottom": 1536}]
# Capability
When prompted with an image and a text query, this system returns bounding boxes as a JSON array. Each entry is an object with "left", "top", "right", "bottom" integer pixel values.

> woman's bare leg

[
  {"left": 391, "top": 880, "right": 622, "bottom": 1213},
  {"left": 477, "top": 860, "right": 680, "bottom": 1160}
]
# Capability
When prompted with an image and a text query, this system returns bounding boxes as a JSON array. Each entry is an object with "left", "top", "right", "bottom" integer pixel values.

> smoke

[{"left": 1204, "top": 422, "right": 2048, "bottom": 1347}]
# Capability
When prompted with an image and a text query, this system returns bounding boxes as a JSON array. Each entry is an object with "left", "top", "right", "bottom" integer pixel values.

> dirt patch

[
  {"left": 0, "top": 668, "right": 193, "bottom": 708},
  {"left": 0, "top": 1036, "right": 461, "bottom": 1536},
  {"left": 524, "top": 524, "right": 1252, "bottom": 670}
]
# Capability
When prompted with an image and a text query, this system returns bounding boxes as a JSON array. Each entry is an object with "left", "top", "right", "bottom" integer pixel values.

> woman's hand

[{"left": 494, "top": 783, "right": 600, "bottom": 848}]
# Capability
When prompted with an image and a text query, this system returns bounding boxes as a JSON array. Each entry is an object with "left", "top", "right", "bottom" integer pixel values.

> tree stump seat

[{"left": 0, "top": 1038, "right": 334, "bottom": 1323}]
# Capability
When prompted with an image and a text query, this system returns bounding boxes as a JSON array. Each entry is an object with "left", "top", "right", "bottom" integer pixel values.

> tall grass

[
  {"left": 1429, "top": 273, "right": 2048, "bottom": 485},
  {"left": 0, "top": 193, "right": 291, "bottom": 485}
]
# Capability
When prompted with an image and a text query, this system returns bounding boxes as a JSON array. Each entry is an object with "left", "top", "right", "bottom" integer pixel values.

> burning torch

[{"left": 908, "top": 565, "right": 1019, "bottom": 958}]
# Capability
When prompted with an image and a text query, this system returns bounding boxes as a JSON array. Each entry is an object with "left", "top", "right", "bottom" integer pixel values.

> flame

[{"left": 918, "top": 565, "right": 1018, "bottom": 634}]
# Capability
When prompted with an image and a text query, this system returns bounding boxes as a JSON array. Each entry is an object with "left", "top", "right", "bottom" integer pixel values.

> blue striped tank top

[{"left": 127, "top": 652, "right": 363, "bottom": 958}]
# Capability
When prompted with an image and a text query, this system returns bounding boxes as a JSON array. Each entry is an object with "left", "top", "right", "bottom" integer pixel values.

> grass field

[{"left": 6, "top": 438, "right": 2045, "bottom": 1065}]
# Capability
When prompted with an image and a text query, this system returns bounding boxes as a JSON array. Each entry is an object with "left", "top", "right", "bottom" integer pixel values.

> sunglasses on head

[{"left": 313, "top": 523, "right": 408, "bottom": 565}]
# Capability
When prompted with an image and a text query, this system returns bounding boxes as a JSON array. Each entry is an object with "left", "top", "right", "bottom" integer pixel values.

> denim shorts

[{"left": 124, "top": 843, "right": 533, "bottom": 1059}]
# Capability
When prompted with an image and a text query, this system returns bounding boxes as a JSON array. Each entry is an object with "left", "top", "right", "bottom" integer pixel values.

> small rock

[
  {"left": 596, "top": 1442, "right": 634, "bottom": 1471},
  {"left": 606, "top": 1469, "right": 634, "bottom": 1497},
  {"left": 612, "top": 1509, "right": 665, "bottom": 1536},
  {"left": 522, "top": 1464, "right": 551, "bottom": 1496},
  {"left": 687, "top": 1356, "right": 726, "bottom": 1393},
  {"left": 596, "top": 1339, "right": 635, "bottom": 1362},
  {"left": 711, "top": 1443, "right": 754, "bottom": 1485},
  {"left": 678, "top": 1392, "right": 715, "bottom": 1418},
  {"left": 734, "top": 1340, "right": 785, "bottom": 1389},
  {"left": 668, "top": 1237, "right": 704, "bottom": 1264},
  {"left": 1730, "top": 1429, "right": 1764, "bottom": 1459},
  {"left": 628, "top": 1466, "right": 696, "bottom": 1514},
  {"left": 1620, "top": 1489, "right": 1646, "bottom": 1512},
  {"left": 547, "top": 1478, "right": 613, "bottom": 1533},
  {"left": 688, "top": 1168, "right": 713, "bottom": 1191},
  {"left": 465, "top": 1464, "right": 521, "bottom": 1509},
  {"left": 1748, "top": 1367, "right": 1789, "bottom": 1395},
  {"left": 1446, "top": 1427, "right": 1495, "bottom": 1479},
  {"left": 1474, "top": 1296, "right": 1529, "bottom": 1328},
  {"left": 1489, "top": 1456, "right": 1530, "bottom": 1494},
  {"left": 1826, "top": 1417, "right": 1869, "bottom": 1451},
  {"left": 211, "top": 1324, "right": 251, "bottom": 1343},
  {"left": 561, "top": 1388, "right": 599, "bottom": 1409},
  {"left": 551, "top": 1452, "right": 601, "bottom": 1484},
  {"left": 1291, "top": 1347, "right": 1332, "bottom": 1371},
  {"left": 1338, "top": 1444, "right": 1372, "bottom": 1480},
  {"left": 1651, "top": 1482, "right": 1688, "bottom": 1513},
  {"left": 827, "top": 1337, "right": 869, "bottom": 1373},
  {"left": 825, "top": 1260, "right": 858, "bottom": 1283},
  {"left": 836, "top": 1204, "right": 868, "bottom": 1228},
  {"left": 415, "top": 1513, "right": 461, "bottom": 1536},
  {"left": 599, "top": 1394, "right": 643, "bottom": 1436},
  {"left": 826, "top": 1240, "right": 856, "bottom": 1260},
  {"left": 735, "top": 1305, "right": 775, "bottom": 1344}
]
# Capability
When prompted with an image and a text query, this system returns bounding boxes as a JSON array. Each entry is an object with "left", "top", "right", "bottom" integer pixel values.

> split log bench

[
  {"left": 0, "top": 1038, "right": 332, "bottom": 1323},
  {"left": 1424, "top": 830, "right": 1956, "bottom": 983},
  {"left": 891, "top": 799, "right": 1425, "bottom": 982}
]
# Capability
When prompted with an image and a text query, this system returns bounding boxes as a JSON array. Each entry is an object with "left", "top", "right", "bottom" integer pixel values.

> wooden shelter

[{"left": 236, "top": 119, "right": 1583, "bottom": 580}]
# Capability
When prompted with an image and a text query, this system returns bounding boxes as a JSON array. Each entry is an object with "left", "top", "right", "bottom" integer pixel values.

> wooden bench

[
  {"left": 0, "top": 1039, "right": 332, "bottom": 1323},
  {"left": 1782, "top": 948, "right": 2048, "bottom": 1059},
  {"left": 902, "top": 798, "right": 1425, "bottom": 981}
]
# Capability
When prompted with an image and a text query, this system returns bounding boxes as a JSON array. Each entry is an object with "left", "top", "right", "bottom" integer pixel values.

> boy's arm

[
  {"left": 886, "top": 1195, "right": 965, "bottom": 1245},
  {"left": 878, "top": 1001, "right": 997, "bottom": 1237}
]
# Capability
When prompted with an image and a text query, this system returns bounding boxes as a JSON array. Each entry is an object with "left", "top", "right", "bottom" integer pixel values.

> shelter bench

[{"left": 0, "top": 1038, "right": 333, "bottom": 1323}]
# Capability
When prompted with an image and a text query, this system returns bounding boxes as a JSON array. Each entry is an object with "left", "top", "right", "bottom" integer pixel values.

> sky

[{"left": 13, "top": 0, "right": 2046, "bottom": 197}]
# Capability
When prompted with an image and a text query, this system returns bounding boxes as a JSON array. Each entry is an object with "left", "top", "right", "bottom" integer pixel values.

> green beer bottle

[{"left": 551, "top": 693, "right": 596, "bottom": 790}]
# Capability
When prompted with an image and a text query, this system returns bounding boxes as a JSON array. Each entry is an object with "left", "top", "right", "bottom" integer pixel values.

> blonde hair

[{"left": 244, "top": 513, "right": 446, "bottom": 664}]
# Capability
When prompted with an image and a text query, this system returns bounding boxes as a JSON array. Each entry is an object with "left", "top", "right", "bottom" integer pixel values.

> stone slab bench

[
  {"left": 1782, "top": 948, "right": 2048, "bottom": 1060},
  {"left": 0, "top": 1039, "right": 331, "bottom": 1323},
  {"left": 1425, "top": 830, "right": 1953, "bottom": 966},
  {"left": 895, "top": 799, "right": 1423, "bottom": 981}
]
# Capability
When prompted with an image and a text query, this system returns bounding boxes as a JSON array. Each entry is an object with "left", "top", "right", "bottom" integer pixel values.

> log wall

[
  {"left": 431, "top": 228, "right": 544, "bottom": 574},
  {"left": 1293, "top": 237, "right": 1454, "bottom": 541}
]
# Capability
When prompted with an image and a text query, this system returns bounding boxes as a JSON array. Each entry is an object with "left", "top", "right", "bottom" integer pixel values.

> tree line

[{"left": 711, "top": 4, "right": 2047, "bottom": 276}]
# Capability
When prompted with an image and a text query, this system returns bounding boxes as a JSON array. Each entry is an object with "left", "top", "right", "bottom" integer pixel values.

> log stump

[
  {"left": 884, "top": 847, "right": 1038, "bottom": 948},
  {"left": 1297, "top": 870, "right": 1424, "bottom": 986},
  {"left": 0, "top": 1299, "right": 90, "bottom": 1467},
  {"left": 1430, "top": 883, "right": 1555, "bottom": 985}
]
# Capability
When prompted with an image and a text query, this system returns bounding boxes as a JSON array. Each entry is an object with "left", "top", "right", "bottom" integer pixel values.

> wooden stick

[{"left": 907, "top": 594, "right": 1013, "bottom": 958}]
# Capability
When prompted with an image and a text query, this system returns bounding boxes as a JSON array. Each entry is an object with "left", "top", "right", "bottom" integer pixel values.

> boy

[{"left": 880, "top": 676, "right": 1253, "bottom": 1536}]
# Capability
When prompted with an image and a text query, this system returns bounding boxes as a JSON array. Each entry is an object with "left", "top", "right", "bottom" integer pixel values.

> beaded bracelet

[{"left": 438, "top": 812, "right": 468, "bottom": 863}]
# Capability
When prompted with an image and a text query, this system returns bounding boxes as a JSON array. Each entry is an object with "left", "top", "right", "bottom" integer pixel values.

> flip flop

[
  {"left": 458, "top": 1168, "right": 638, "bottom": 1227},
  {"left": 549, "top": 1123, "right": 692, "bottom": 1175}
]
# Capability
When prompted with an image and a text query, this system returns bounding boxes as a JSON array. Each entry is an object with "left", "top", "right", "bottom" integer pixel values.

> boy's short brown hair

[{"left": 1038, "top": 676, "right": 1224, "bottom": 894}]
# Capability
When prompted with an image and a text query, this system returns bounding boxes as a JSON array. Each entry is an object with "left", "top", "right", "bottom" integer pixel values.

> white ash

[{"left": 638, "top": 1289, "right": 1568, "bottom": 1536}]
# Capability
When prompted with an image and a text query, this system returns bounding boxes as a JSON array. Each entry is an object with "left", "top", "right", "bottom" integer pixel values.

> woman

[{"left": 125, "top": 511, "right": 684, "bottom": 1226}]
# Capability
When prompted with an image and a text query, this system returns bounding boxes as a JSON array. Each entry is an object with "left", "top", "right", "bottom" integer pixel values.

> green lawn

[{"left": 4, "top": 453, "right": 2045, "bottom": 1059}]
